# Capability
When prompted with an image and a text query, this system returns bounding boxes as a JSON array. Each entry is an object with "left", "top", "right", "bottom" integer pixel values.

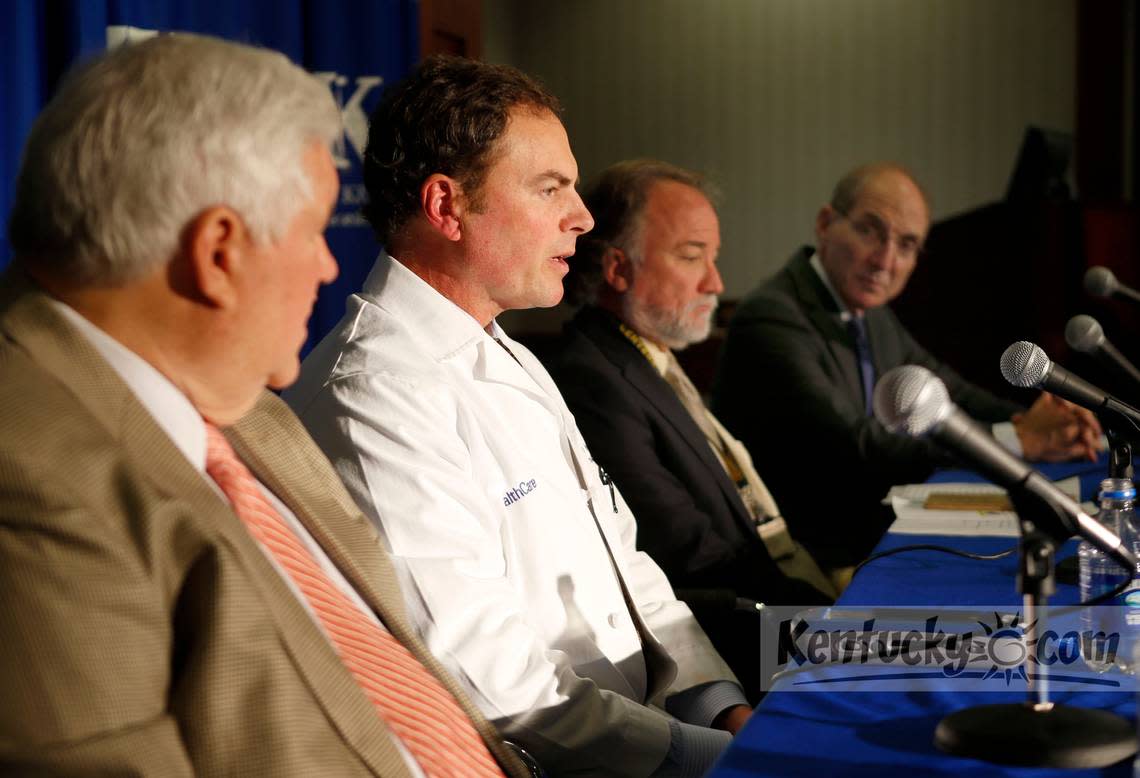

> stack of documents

[{"left": 885, "top": 478, "right": 1086, "bottom": 537}]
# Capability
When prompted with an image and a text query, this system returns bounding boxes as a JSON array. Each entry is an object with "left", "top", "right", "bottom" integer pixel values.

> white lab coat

[{"left": 286, "top": 254, "right": 737, "bottom": 776}]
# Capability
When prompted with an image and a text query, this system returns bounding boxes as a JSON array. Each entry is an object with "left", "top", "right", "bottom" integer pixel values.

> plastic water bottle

[
  {"left": 1134, "top": 640, "right": 1140, "bottom": 778},
  {"left": 1079, "top": 478, "right": 1136, "bottom": 672},
  {"left": 1113, "top": 480, "right": 1140, "bottom": 672}
]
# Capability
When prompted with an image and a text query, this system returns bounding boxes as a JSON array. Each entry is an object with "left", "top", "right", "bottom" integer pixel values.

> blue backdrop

[{"left": 2, "top": 0, "right": 419, "bottom": 353}]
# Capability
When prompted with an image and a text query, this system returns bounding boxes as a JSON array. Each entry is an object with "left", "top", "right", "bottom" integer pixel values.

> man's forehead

[
  {"left": 493, "top": 107, "right": 572, "bottom": 168},
  {"left": 851, "top": 174, "right": 929, "bottom": 234},
  {"left": 647, "top": 178, "right": 709, "bottom": 211},
  {"left": 645, "top": 181, "right": 719, "bottom": 233}
]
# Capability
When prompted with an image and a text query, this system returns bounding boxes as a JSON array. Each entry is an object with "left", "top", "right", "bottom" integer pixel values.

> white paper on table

[{"left": 885, "top": 477, "right": 1089, "bottom": 537}]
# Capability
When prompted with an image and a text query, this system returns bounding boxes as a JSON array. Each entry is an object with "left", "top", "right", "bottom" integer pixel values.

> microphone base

[{"left": 934, "top": 702, "right": 1135, "bottom": 768}]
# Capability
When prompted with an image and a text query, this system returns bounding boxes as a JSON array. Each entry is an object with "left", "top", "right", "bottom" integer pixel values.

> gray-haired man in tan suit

[{"left": 0, "top": 34, "right": 526, "bottom": 777}]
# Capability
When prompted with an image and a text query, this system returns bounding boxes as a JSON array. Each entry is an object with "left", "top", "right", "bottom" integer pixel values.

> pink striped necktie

[{"left": 203, "top": 423, "right": 504, "bottom": 778}]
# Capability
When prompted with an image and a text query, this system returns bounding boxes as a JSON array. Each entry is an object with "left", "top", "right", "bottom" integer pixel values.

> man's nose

[
  {"left": 868, "top": 238, "right": 898, "bottom": 274},
  {"left": 318, "top": 238, "right": 339, "bottom": 283},
  {"left": 701, "top": 260, "right": 725, "bottom": 294},
  {"left": 565, "top": 189, "right": 594, "bottom": 234}
]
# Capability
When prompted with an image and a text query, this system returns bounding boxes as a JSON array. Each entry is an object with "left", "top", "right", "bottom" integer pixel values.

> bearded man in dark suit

[{"left": 546, "top": 160, "right": 835, "bottom": 700}]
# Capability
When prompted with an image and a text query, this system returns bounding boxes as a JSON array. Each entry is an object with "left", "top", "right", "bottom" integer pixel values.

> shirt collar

[
  {"left": 361, "top": 252, "right": 497, "bottom": 361},
  {"left": 637, "top": 333, "right": 671, "bottom": 376},
  {"left": 808, "top": 251, "right": 857, "bottom": 322},
  {"left": 48, "top": 299, "right": 207, "bottom": 471},
  {"left": 613, "top": 315, "right": 671, "bottom": 376}
]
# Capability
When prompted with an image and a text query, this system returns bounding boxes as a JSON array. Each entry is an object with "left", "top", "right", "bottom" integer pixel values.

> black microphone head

[
  {"left": 1084, "top": 266, "right": 1119, "bottom": 298},
  {"left": 1000, "top": 341, "right": 1051, "bottom": 388},
  {"left": 872, "top": 365, "right": 952, "bottom": 436},
  {"left": 1064, "top": 314, "right": 1106, "bottom": 353}
]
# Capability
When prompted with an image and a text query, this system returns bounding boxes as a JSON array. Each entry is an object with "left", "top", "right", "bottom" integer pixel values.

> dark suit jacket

[
  {"left": 546, "top": 306, "right": 813, "bottom": 603},
  {"left": 712, "top": 248, "right": 1020, "bottom": 566},
  {"left": 0, "top": 271, "right": 525, "bottom": 777}
]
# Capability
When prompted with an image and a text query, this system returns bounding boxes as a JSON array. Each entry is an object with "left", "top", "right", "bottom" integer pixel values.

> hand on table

[{"left": 1013, "top": 392, "right": 1103, "bottom": 462}]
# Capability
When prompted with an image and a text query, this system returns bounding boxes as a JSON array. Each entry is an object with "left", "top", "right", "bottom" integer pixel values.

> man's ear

[
  {"left": 183, "top": 206, "right": 250, "bottom": 309},
  {"left": 815, "top": 204, "right": 837, "bottom": 243},
  {"left": 601, "top": 247, "right": 635, "bottom": 293},
  {"left": 421, "top": 174, "right": 464, "bottom": 241}
]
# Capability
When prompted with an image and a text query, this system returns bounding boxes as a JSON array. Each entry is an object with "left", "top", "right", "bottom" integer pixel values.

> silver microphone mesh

[
  {"left": 872, "top": 365, "right": 951, "bottom": 436},
  {"left": 1000, "top": 341, "right": 1051, "bottom": 388},
  {"left": 1084, "top": 266, "right": 1118, "bottom": 298},
  {"left": 1064, "top": 314, "right": 1105, "bottom": 353}
]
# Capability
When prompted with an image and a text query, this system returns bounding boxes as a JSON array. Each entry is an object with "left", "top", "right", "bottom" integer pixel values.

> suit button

[{"left": 607, "top": 613, "right": 622, "bottom": 628}]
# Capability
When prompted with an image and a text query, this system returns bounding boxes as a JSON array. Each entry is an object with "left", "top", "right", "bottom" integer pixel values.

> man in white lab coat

[{"left": 286, "top": 56, "right": 750, "bottom": 777}]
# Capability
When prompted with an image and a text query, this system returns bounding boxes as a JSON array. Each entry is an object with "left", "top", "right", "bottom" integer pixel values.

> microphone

[
  {"left": 999, "top": 340, "right": 1140, "bottom": 436},
  {"left": 1084, "top": 266, "right": 1140, "bottom": 305},
  {"left": 1064, "top": 314, "right": 1140, "bottom": 388},
  {"left": 873, "top": 365, "right": 1136, "bottom": 571}
]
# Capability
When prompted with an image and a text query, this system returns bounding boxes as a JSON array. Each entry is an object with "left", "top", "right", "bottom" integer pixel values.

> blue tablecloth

[{"left": 708, "top": 457, "right": 1136, "bottom": 777}]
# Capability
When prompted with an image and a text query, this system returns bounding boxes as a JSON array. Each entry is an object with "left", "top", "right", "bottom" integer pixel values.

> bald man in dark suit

[{"left": 713, "top": 163, "right": 1101, "bottom": 579}]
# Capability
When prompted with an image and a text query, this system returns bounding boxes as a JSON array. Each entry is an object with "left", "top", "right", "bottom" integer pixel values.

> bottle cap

[{"left": 1099, "top": 478, "right": 1136, "bottom": 501}]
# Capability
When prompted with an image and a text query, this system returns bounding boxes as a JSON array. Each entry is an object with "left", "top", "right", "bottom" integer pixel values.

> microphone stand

[
  {"left": 1108, "top": 431, "right": 1134, "bottom": 481},
  {"left": 933, "top": 491, "right": 1136, "bottom": 767}
]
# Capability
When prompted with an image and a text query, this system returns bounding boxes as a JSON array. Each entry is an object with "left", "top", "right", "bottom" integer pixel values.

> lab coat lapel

[{"left": 471, "top": 324, "right": 676, "bottom": 694}]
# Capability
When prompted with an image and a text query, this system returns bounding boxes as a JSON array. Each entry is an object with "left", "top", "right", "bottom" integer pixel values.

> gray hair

[
  {"left": 8, "top": 33, "right": 341, "bottom": 285},
  {"left": 565, "top": 159, "right": 716, "bottom": 306}
]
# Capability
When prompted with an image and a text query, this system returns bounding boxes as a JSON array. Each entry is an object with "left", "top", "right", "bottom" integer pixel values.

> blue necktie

[{"left": 847, "top": 317, "right": 875, "bottom": 416}]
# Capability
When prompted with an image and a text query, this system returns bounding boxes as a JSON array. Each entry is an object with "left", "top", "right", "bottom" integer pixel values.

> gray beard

[{"left": 622, "top": 295, "right": 717, "bottom": 351}]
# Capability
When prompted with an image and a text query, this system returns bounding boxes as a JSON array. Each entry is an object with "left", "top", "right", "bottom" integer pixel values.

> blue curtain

[{"left": 2, "top": 0, "right": 419, "bottom": 354}]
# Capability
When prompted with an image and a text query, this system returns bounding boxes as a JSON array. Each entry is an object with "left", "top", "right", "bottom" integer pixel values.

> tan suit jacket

[{"left": 0, "top": 272, "right": 526, "bottom": 777}]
